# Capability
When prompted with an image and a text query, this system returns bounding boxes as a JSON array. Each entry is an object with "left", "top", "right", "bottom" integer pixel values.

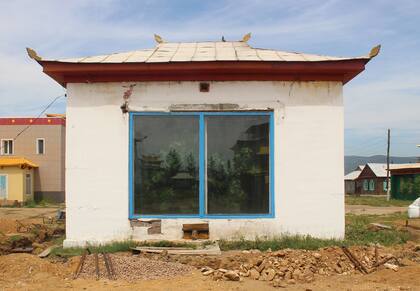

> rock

[
  {"left": 239, "top": 271, "right": 250, "bottom": 277},
  {"left": 292, "top": 269, "right": 302, "bottom": 280},
  {"left": 257, "top": 260, "right": 267, "bottom": 272},
  {"left": 202, "top": 270, "right": 214, "bottom": 276},
  {"left": 218, "top": 268, "right": 228, "bottom": 273},
  {"left": 223, "top": 271, "right": 240, "bottom": 281},
  {"left": 273, "top": 250, "right": 286, "bottom": 257},
  {"left": 384, "top": 263, "right": 399, "bottom": 272},
  {"left": 312, "top": 252, "right": 321, "bottom": 259},
  {"left": 273, "top": 278, "right": 287, "bottom": 288},
  {"left": 249, "top": 268, "right": 260, "bottom": 280},
  {"left": 265, "top": 268, "right": 276, "bottom": 281},
  {"left": 287, "top": 279, "right": 296, "bottom": 285}
]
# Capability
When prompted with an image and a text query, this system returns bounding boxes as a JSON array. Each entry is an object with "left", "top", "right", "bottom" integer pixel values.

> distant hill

[{"left": 345, "top": 155, "right": 418, "bottom": 174}]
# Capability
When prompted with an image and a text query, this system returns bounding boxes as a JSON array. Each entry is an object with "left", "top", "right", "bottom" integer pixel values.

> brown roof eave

[{"left": 39, "top": 59, "right": 369, "bottom": 88}]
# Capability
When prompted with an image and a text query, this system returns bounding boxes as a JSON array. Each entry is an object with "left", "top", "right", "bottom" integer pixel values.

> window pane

[
  {"left": 133, "top": 115, "right": 199, "bottom": 215},
  {"left": 25, "top": 174, "right": 31, "bottom": 195},
  {"left": 38, "top": 139, "right": 44, "bottom": 154},
  {"left": 206, "top": 115, "right": 270, "bottom": 214}
]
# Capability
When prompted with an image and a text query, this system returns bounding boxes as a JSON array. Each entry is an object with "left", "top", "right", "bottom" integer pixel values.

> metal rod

[
  {"left": 102, "top": 252, "right": 113, "bottom": 280},
  {"left": 106, "top": 253, "right": 116, "bottom": 279},
  {"left": 94, "top": 252, "right": 100, "bottom": 280},
  {"left": 73, "top": 249, "right": 88, "bottom": 279},
  {"left": 341, "top": 246, "right": 369, "bottom": 274}
]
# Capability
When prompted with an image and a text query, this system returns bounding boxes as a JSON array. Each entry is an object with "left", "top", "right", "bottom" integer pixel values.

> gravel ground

[{"left": 76, "top": 254, "right": 195, "bottom": 281}]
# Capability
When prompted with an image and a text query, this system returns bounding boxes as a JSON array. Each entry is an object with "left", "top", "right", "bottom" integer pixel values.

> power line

[{"left": 0, "top": 93, "right": 66, "bottom": 154}]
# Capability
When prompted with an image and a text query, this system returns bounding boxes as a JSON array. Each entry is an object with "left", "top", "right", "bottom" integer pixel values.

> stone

[
  {"left": 384, "top": 263, "right": 399, "bottom": 272},
  {"left": 249, "top": 269, "right": 260, "bottom": 280},
  {"left": 312, "top": 252, "right": 321, "bottom": 259},
  {"left": 273, "top": 278, "right": 287, "bottom": 288},
  {"left": 202, "top": 270, "right": 214, "bottom": 276},
  {"left": 292, "top": 269, "right": 302, "bottom": 280},
  {"left": 287, "top": 279, "right": 296, "bottom": 285},
  {"left": 223, "top": 271, "right": 240, "bottom": 281},
  {"left": 265, "top": 268, "right": 276, "bottom": 281},
  {"left": 284, "top": 271, "right": 292, "bottom": 280}
]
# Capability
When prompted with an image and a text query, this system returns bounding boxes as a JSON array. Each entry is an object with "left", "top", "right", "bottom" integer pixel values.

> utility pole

[{"left": 386, "top": 129, "right": 391, "bottom": 201}]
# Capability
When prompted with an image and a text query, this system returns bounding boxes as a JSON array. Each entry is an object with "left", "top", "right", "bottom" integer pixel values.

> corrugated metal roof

[
  {"left": 365, "top": 163, "right": 413, "bottom": 177},
  {"left": 345, "top": 170, "right": 362, "bottom": 181},
  {"left": 389, "top": 163, "right": 420, "bottom": 171},
  {"left": 48, "top": 41, "right": 374, "bottom": 64},
  {"left": 0, "top": 157, "right": 38, "bottom": 168}
]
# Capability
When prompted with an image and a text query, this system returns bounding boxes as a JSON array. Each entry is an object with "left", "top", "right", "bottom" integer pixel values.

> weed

[{"left": 219, "top": 212, "right": 411, "bottom": 251}]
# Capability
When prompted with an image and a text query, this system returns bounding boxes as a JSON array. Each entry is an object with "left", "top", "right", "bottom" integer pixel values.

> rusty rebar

[
  {"left": 94, "top": 252, "right": 100, "bottom": 280},
  {"left": 341, "top": 246, "right": 369, "bottom": 274}
]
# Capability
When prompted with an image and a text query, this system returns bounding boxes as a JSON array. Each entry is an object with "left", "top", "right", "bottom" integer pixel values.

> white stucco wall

[{"left": 64, "top": 81, "right": 344, "bottom": 247}]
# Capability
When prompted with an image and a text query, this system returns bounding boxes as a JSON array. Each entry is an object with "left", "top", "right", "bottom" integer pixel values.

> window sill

[{"left": 129, "top": 214, "right": 275, "bottom": 219}]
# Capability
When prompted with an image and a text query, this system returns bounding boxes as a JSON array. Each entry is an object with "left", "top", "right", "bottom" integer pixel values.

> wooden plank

[
  {"left": 182, "top": 223, "right": 209, "bottom": 231},
  {"left": 38, "top": 246, "right": 56, "bottom": 258},
  {"left": 131, "top": 246, "right": 221, "bottom": 256}
]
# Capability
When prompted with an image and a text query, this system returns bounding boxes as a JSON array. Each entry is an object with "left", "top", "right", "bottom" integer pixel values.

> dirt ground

[
  {"left": 1, "top": 207, "right": 420, "bottom": 291},
  {"left": 345, "top": 205, "right": 407, "bottom": 215},
  {"left": 0, "top": 252, "right": 419, "bottom": 291}
]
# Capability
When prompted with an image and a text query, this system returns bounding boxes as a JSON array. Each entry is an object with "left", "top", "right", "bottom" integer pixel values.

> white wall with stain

[{"left": 64, "top": 81, "right": 344, "bottom": 247}]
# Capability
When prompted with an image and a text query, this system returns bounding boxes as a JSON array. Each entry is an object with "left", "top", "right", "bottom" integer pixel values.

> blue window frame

[{"left": 129, "top": 111, "right": 275, "bottom": 219}]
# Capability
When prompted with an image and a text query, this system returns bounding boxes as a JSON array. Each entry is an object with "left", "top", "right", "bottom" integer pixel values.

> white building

[{"left": 30, "top": 35, "right": 379, "bottom": 247}]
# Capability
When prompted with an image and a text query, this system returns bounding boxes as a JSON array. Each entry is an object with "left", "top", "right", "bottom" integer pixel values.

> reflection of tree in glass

[
  {"left": 139, "top": 147, "right": 199, "bottom": 214},
  {"left": 185, "top": 152, "right": 197, "bottom": 177},
  {"left": 164, "top": 148, "right": 181, "bottom": 177}
]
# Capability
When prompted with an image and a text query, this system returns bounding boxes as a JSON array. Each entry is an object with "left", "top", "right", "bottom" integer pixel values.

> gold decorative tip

[
  {"left": 242, "top": 33, "right": 251, "bottom": 42},
  {"left": 154, "top": 34, "right": 164, "bottom": 44},
  {"left": 369, "top": 45, "right": 381, "bottom": 58},
  {"left": 26, "top": 47, "right": 42, "bottom": 61}
]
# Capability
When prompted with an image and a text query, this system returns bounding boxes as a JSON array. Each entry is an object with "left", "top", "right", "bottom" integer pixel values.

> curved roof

[
  {"left": 27, "top": 36, "right": 380, "bottom": 86},
  {"left": 0, "top": 157, "right": 38, "bottom": 168},
  {"left": 49, "top": 41, "right": 377, "bottom": 64}
]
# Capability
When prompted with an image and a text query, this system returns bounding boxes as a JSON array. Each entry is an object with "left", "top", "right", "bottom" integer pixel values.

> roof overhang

[{"left": 37, "top": 59, "right": 370, "bottom": 87}]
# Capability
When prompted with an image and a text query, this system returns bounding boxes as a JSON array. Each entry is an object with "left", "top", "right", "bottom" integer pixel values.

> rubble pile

[
  {"left": 194, "top": 246, "right": 411, "bottom": 287},
  {"left": 74, "top": 254, "right": 195, "bottom": 281}
]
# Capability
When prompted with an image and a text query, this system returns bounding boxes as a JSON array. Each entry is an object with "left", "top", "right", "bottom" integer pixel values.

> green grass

[
  {"left": 345, "top": 195, "right": 411, "bottom": 207},
  {"left": 51, "top": 240, "right": 138, "bottom": 257},
  {"left": 50, "top": 212, "right": 412, "bottom": 257},
  {"left": 219, "top": 212, "right": 411, "bottom": 251}
]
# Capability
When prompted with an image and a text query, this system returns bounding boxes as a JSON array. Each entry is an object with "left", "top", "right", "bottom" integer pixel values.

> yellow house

[{"left": 0, "top": 157, "right": 37, "bottom": 203}]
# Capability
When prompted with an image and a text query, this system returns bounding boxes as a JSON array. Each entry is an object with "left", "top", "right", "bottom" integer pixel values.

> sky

[{"left": 0, "top": 0, "right": 419, "bottom": 157}]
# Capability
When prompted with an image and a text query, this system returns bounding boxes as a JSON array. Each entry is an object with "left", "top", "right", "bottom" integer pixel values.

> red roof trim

[
  {"left": 39, "top": 59, "right": 369, "bottom": 87},
  {"left": 0, "top": 118, "right": 65, "bottom": 126}
]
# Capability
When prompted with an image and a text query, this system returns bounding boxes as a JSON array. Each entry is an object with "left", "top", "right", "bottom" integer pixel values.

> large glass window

[
  {"left": 206, "top": 116, "right": 270, "bottom": 214},
  {"left": 131, "top": 112, "right": 272, "bottom": 217},
  {"left": 133, "top": 116, "right": 199, "bottom": 215}
]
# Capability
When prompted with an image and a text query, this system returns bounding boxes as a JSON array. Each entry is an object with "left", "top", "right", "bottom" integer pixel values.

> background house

[
  {"left": 344, "top": 165, "right": 364, "bottom": 194},
  {"left": 31, "top": 36, "right": 378, "bottom": 247},
  {"left": 0, "top": 157, "right": 37, "bottom": 204},
  {"left": 0, "top": 116, "right": 65, "bottom": 202},
  {"left": 353, "top": 163, "right": 391, "bottom": 195},
  {"left": 390, "top": 163, "right": 420, "bottom": 200}
]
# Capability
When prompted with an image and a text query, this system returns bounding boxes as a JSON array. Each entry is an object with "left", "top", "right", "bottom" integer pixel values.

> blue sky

[{"left": 0, "top": 0, "right": 419, "bottom": 156}]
